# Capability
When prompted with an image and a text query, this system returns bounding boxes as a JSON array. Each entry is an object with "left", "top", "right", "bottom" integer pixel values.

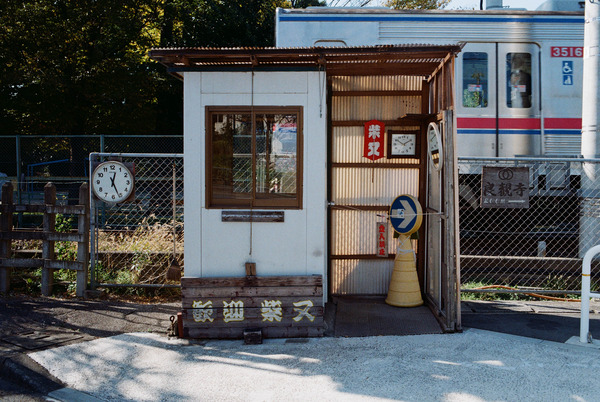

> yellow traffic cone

[{"left": 385, "top": 234, "right": 423, "bottom": 307}]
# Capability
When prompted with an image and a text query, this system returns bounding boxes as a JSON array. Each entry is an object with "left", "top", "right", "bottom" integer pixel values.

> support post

[
  {"left": 77, "top": 183, "right": 90, "bottom": 297},
  {"left": 41, "top": 183, "right": 56, "bottom": 296},
  {"left": 0, "top": 182, "right": 14, "bottom": 293}
]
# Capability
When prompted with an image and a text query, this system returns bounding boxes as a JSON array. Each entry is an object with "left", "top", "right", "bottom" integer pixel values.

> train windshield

[
  {"left": 506, "top": 53, "right": 532, "bottom": 108},
  {"left": 462, "top": 52, "right": 488, "bottom": 108}
]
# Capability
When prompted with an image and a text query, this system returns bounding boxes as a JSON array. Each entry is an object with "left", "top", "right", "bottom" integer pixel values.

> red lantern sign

[{"left": 364, "top": 120, "right": 385, "bottom": 161}]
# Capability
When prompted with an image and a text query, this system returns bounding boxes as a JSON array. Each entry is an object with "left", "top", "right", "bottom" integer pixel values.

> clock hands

[{"left": 110, "top": 173, "right": 119, "bottom": 195}]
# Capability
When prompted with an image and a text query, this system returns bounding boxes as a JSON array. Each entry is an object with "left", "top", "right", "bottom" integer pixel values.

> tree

[{"left": 385, "top": 0, "right": 450, "bottom": 9}]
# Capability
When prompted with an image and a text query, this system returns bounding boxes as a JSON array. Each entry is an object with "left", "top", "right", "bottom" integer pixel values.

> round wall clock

[
  {"left": 427, "top": 122, "right": 443, "bottom": 170},
  {"left": 91, "top": 161, "right": 135, "bottom": 203}
]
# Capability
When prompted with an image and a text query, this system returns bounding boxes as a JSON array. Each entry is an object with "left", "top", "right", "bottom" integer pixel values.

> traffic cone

[{"left": 385, "top": 234, "right": 423, "bottom": 307}]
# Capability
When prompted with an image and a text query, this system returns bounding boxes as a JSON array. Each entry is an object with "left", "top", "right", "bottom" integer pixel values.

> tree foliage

[
  {"left": 0, "top": 0, "right": 323, "bottom": 141},
  {"left": 385, "top": 0, "right": 450, "bottom": 9}
]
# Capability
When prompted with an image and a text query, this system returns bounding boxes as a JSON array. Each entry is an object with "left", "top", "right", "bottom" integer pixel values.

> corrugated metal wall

[{"left": 330, "top": 75, "right": 423, "bottom": 295}]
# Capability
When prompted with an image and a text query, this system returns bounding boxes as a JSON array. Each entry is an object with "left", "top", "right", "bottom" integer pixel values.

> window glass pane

[
  {"left": 255, "top": 113, "right": 297, "bottom": 197},
  {"left": 462, "top": 52, "right": 488, "bottom": 108},
  {"left": 506, "top": 53, "right": 532, "bottom": 108},
  {"left": 211, "top": 113, "right": 252, "bottom": 200}
]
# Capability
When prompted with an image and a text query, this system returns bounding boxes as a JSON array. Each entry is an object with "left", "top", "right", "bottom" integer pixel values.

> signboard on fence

[{"left": 481, "top": 166, "right": 530, "bottom": 208}]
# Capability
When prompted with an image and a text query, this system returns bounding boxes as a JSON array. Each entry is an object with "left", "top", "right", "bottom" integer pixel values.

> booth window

[
  {"left": 206, "top": 106, "right": 303, "bottom": 209},
  {"left": 462, "top": 52, "right": 488, "bottom": 108},
  {"left": 506, "top": 53, "right": 532, "bottom": 108}
]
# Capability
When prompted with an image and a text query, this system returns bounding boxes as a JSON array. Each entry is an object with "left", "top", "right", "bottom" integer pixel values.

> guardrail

[{"left": 580, "top": 244, "right": 600, "bottom": 344}]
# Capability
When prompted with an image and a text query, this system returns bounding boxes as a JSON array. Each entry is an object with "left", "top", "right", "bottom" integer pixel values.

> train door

[
  {"left": 498, "top": 43, "right": 541, "bottom": 157},
  {"left": 456, "top": 43, "right": 541, "bottom": 157}
]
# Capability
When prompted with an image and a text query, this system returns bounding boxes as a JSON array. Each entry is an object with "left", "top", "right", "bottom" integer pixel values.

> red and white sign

[
  {"left": 376, "top": 222, "right": 388, "bottom": 258},
  {"left": 551, "top": 47, "right": 583, "bottom": 58},
  {"left": 364, "top": 120, "right": 385, "bottom": 161}
]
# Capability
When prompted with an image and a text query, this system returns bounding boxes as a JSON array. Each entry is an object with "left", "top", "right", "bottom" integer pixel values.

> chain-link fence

[
  {"left": 459, "top": 157, "right": 600, "bottom": 295},
  {"left": 0, "top": 135, "right": 182, "bottom": 208},
  {"left": 90, "top": 153, "right": 183, "bottom": 290}
]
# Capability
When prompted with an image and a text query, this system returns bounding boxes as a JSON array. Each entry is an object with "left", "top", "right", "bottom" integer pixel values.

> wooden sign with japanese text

[
  {"left": 181, "top": 275, "right": 323, "bottom": 339},
  {"left": 364, "top": 120, "right": 385, "bottom": 161},
  {"left": 481, "top": 166, "right": 530, "bottom": 208},
  {"left": 376, "top": 222, "right": 388, "bottom": 257}
]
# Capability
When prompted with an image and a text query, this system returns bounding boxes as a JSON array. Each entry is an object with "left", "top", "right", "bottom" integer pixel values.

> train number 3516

[{"left": 551, "top": 46, "right": 583, "bottom": 58}]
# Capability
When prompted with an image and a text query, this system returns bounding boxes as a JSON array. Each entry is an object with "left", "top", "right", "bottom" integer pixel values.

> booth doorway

[{"left": 327, "top": 72, "right": 460, "bottom": 333}]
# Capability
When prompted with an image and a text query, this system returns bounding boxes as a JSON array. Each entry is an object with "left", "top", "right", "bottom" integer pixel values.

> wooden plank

[
  {"left": 76, "top": 183, "right": 89, "bottom": 297},
  {"left": 181, "top": 286, "right": 322, "bottom": 299},
  {"left": 221, "top": 211, "right": 284, "bottom": 223},
  {"left": 332, "top": 119, "right": 422, "bottom": 127},
  {"left": 0, "top": 182, "right": 13, "bottom": 292},
  {"left": 0, "top": 258, "right": 44, "bottom": 268},
  {"left": 185, "top": 325, "right": 323, "bottom": 339},
  {"left": 45, "top": 260, "right": 84, "bottom": 271},
  {"left": 332, "top": 162, "right": 419, "bottom": 169},
  {"left": 182, "top": 296, "right": 323, "bottom": 309},
  {"left": 3, "top": 231, "right": 84, "bottom": 242},
  {"left": 0, "top": 204, "right": 43, "bottom": 213},
  {"left": 331, "top": 90, "right": 422, "bottom": 97},
  {"left": 41, "top": 183, "right": 56, "bottom": 296},
  {"left": 46, "top": 205, "right": 86, "bottom": 215},
  {"left": 181, "top": 309, "right": 324, "bottom": 328},
  {"left": 181, "top": 275, "right": 322, "bottom": 288}
]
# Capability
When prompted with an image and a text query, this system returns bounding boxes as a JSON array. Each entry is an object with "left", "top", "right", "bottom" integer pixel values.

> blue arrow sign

[{"left": 389, "top": 195, "right": 422, "bottom": 235}]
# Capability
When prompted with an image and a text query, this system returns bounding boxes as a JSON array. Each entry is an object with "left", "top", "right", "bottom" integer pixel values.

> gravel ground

[{"left": 29, "top": 329, "right": 600, "bottom": 402}]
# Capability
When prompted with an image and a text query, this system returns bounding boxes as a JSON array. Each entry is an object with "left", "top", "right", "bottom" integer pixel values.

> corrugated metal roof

[{"left": 149, "top": 44, "right": 463, "bottom": 78}]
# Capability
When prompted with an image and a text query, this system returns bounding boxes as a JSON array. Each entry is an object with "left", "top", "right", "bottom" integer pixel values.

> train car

[{"left": 275, "top": 1, "right": 585, "bottom": 158}]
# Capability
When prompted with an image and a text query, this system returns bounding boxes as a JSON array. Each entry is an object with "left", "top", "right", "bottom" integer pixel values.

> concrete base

[{"left": 565, "top": 335, "right": 600, "bottom": 349}]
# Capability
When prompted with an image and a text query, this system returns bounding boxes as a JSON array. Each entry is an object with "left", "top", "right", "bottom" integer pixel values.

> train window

[
  {"left": 462, "top": 52, "right": 488, "bottom": 108},
  {"left": 506, "top": 53, "right": 532, "bottom": 108}
]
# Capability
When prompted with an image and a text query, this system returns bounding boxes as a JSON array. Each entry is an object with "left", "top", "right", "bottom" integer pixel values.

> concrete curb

[
  {"left": 0, "top": 354, "right": 103, "bottom": 401},
  {"left": 0, "top": 354, "right": 64, "bottom": 395}
]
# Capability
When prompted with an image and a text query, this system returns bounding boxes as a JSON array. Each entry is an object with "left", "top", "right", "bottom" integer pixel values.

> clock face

[
  {"left": 391, "top": 133, "right": 417, "bottom": 156},
  {"left": 91, "top": 161, "right": 134, "bottom": 203}
]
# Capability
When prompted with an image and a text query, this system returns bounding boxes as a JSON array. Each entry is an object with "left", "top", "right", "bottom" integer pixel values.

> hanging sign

[
  {"left": 364, "top": 120, "right": 385, "bottom": 161},
  {"left": 376, "top": 221, "right": 388, "bottom": 257},
  {"left": 481, "top": 166, "right": 530, "bottom": 208}
]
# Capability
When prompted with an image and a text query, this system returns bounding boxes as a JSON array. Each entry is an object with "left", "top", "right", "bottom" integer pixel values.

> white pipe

[{"left": 580, "top": 244, "right": 600, "bottom": 343}]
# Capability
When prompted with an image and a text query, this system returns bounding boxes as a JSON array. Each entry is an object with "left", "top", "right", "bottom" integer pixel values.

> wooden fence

[{"left": 0, "top": 182, "right": 90, "bottom": 296}]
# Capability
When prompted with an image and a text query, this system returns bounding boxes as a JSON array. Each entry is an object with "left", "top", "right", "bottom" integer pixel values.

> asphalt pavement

[{"left": 1, "top": 295, "right": 599, "bottom": 401}]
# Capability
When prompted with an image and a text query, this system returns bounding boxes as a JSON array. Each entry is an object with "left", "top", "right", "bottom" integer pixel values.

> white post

[
  {"left": 580, "top": 244, "right": 600, "bottom": 343},
  {"left": 580, "top": 0, "right": 600, "bottom": 256}
]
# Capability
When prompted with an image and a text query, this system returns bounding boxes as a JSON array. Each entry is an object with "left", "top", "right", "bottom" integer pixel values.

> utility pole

[{"left": 580, "top": 0, "right": 600, "bottom": 256}]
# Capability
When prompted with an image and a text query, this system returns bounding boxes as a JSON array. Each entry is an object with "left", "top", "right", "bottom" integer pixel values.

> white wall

[{"left": 183, "top": 71, "right": 327, "bottom": 280}]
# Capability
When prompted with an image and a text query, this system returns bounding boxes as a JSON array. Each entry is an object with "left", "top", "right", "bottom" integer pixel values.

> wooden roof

[{"left": 149, "top": 44, "right": 463, "bottom": 78}]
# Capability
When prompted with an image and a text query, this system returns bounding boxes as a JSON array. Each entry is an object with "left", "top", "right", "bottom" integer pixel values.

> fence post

[
  {"left": 77, "top": 183, "right": 89, "bottom": 297},
  {"left": 0, "top": 182, "right": 14, "bottom": 293},
  {"left": 41, "top": 183, "right": 56, "bottom": 296}
]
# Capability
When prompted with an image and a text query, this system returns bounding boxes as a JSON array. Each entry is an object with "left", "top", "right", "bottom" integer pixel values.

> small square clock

[{"left": 388, "top": 131, "right": 419, "bottom": 158}]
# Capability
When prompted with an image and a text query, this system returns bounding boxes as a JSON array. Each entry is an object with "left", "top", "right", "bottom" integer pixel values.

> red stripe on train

[
  {"left": 457, "top": 118, "right": 541, "bottom": 129},
  {"left": 544, "top": 118, "right": 581, "bottom": 129}
]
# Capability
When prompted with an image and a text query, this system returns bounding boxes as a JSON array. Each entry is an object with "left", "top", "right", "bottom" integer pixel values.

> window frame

[{"left": 205, "top": 105, "right": 303, "bottom": 209}]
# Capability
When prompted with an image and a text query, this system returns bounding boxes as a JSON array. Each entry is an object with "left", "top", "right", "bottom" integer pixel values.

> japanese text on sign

[
  {"left": 376, "top": 222, "right": 388, "bottom": 258},
  {"left": 192, "top": 299, "right": 316, "bottom": 323},
  {"left": 364, "top": 120, "right": 385, "bottom": 161},
  {"left": 481, "top": 166, "right": 530, "bottom": 208}
]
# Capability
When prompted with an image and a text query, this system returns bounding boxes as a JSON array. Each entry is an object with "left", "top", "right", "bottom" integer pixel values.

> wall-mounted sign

[
  {"left": 376, "top": 222, "right": 388, "bottom": 257},
  {"left": 364, "top": 120, "right": 385, "bottom": 161},
  {"left": 481, "top": 166, "right": 530, "bottom": 208}
]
